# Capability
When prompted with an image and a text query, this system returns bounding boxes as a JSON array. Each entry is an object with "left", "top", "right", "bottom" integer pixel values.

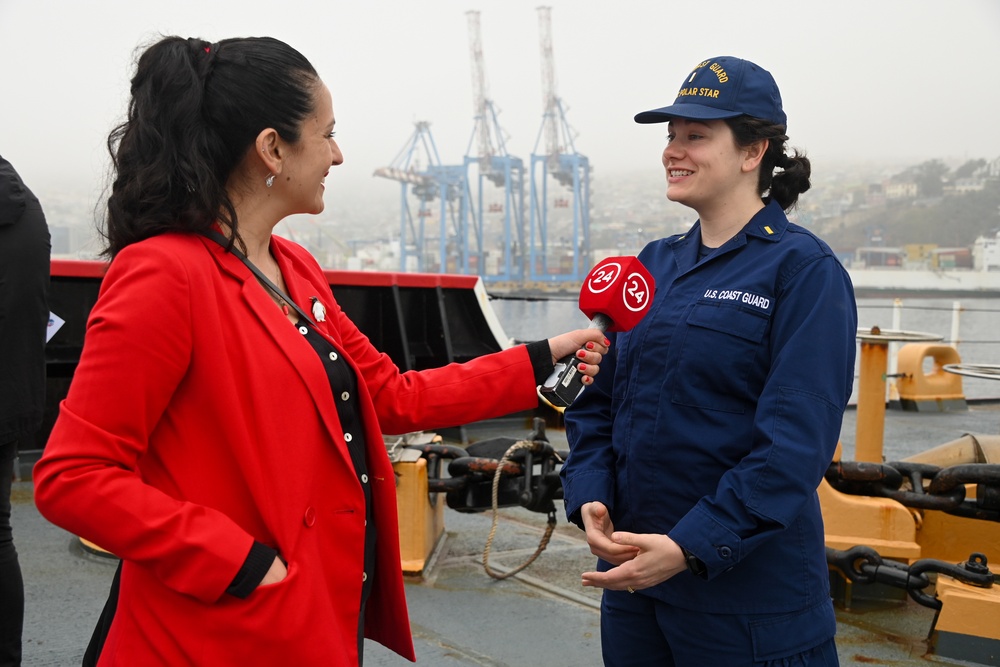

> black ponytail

[
  {"left": 103, "top": 36, "right": 319, "bottom": 257},
  {"left": 725, "top": 116, "right": 810, "bottom": 211}
]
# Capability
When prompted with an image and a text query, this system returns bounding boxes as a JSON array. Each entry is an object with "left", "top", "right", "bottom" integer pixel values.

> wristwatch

[{"left": 680, "top": 546, "right": 708, "bottom": 579}]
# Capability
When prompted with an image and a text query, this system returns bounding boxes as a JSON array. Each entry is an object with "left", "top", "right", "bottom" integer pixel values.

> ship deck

[{"left": 12, "top": 401, "right": 1000, "bottom": 666}]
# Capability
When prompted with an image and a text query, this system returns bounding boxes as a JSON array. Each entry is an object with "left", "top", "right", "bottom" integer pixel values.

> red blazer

[{"left": 34, "top": 233, "right": 540, "bottom": 666}]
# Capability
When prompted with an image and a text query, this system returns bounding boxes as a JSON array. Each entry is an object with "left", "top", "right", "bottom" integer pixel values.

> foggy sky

[{"left": 2, "top": 0, "right": 999, "bottom": 204}]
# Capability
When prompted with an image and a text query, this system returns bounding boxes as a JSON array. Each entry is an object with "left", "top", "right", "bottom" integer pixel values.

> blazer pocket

[
  {"left": 253, "top": 558, "right": 296, "bottom": 593},
  {"left": 203, "top": 561, "right": 309, "bottom": 646}
]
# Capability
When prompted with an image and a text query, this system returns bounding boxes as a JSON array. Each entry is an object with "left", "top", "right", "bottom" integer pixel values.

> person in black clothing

[{"left": 0, "top": 155, "right": 51, "bottom": 667}]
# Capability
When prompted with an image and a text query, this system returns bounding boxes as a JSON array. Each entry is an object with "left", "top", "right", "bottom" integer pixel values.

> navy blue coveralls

[{"left": 562, "top": 200, "right": 858, "bottom": 664}]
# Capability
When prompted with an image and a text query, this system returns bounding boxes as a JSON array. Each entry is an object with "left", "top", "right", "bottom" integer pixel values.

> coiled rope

[{"left": 482, "top": 439, "right": 557, "bottom": 579}]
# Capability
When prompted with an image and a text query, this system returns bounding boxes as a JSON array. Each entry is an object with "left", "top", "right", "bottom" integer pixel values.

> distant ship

[
  {"left": 847, "top": 267, "right": 1000, "bottom": 298},
  {"left": 846, "top": 230, "right": 1000, "bottom": 298}
]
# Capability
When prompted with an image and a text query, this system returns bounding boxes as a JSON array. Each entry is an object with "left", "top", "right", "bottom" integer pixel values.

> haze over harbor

[
  {"left": 6, "top": 2, "right": 1000, "bottom": 292},
  {"left": 2, "top": 0, "right": 999, "bottom": 223}
]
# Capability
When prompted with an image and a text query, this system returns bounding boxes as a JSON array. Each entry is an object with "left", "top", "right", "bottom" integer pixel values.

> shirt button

[
  {"left": 361, "top": 474, "right": 368, "bottom": 484},
  {"left": 298, "top": 326, "right": 309, "bottom": 335},
  {"left": 341, "top": 391, "right": 350, "bottom": 401},
  {"left": 303, "top": 506, "right": 316, "bottom": 527},
  {"left": 362, "top": 571, "right": 368, "bottom": 582},
  {"left": 328, "top": 351, "right": 338, "bottom": 361},
  {"left": 344, "top": 433, "right": 353, "bottom": 442},
  {"left": 718, "top": 546, "right": 733, "bottom": 559}
]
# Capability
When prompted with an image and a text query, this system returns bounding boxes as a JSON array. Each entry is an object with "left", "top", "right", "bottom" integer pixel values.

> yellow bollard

[
  {"left": 854, "top": 328, "right": 943, "bottom": 462},
  {"left": 896, "top": 343, "right": 967, "bottom": 412},
  {"left": 930, "top": 565, "right": 1000, "bottom": 663},
  {"left": 392, "top": 451, "right": 445, "bottom": 577},
  {"left": 855, "top": 340, "right": 890, "bottom": 463}
]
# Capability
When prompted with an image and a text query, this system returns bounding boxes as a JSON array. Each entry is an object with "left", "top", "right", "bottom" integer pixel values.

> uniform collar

[
  {"left": 741, "top": 199, "right": 788, "bottom": 242},
  {"left": 667, "top": 198, "right": 788, "bottom": 249}
]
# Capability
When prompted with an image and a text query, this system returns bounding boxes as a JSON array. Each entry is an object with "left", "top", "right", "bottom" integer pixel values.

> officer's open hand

[
  {"left": 580, "top": 531, "right": 687, "bottom": 592},
  {"left": 580, "top": 501, "right": 639, "bottom": 565}
]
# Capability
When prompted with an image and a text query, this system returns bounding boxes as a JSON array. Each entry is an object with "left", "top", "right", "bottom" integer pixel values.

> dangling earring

[{"left": 265, "top": 173, "right": 275, "bottom": 188}]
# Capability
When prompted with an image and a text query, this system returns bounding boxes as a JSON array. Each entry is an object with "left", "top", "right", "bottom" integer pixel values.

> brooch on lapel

[{"left": 310, "top": 296, "right": 327, "bottom": 323}]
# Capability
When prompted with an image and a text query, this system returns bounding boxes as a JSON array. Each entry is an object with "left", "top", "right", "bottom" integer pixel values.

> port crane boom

[
  {"left": 374, "top": 122, "right": 466, "bottom": 273},
  {"left": 529, "top": 6, "right": 591, "bottom": 283},
  {"left": 462, "top": 10, "right": 526, "bottom": 282}
]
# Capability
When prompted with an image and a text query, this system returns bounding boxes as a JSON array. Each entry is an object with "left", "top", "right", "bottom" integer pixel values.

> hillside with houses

[{"left": 806, "top": 157, "right": 1000, "bottom": 271}]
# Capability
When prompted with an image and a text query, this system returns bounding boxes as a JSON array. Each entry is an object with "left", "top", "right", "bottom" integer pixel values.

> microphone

[{"left": 539, "top": 256, "right": 655, "bottom": 407}]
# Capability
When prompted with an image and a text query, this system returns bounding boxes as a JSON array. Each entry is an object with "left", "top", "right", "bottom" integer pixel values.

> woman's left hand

[
  {"left": 581, "top": 532, "right": 688, "bottom": 592},
  {"left": 546, "top": 329, "right": 610, "bottom": 382}
]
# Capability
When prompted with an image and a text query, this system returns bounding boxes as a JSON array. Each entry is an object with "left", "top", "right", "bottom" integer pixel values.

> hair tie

[
  {"left": 187, "top": 38, "right": 216, "bottom": 63},
  {"left": 191, "top": 40, "right": 217, "bottom": 82}
]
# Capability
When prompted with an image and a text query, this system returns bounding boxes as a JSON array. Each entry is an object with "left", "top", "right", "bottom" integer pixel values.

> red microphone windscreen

[{"left": 578, "top": 256, "right": 655, "bottom": 332}]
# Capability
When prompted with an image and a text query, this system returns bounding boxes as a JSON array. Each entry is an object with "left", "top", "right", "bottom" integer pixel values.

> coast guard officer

[{"left": 561, "top": 56, "right": 857, "bottom": 666}]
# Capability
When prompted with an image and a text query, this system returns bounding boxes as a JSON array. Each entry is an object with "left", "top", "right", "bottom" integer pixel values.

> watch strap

[{"left": 681, "top": 546, "right": 708, "bottom": 579}]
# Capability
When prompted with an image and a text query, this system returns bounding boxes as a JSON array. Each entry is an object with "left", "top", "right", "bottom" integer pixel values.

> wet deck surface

[{"left": 12, "top": 401, "right": 999, "bottom": 666}]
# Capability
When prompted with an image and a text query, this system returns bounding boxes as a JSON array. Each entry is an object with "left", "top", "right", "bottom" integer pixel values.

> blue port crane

[
  {"left": 373, "top": 121, "right": 467, "bottom": 273},
  {"left": 528, "top": 6, "right": 591, "bottom": 283},
  {"left": 462, "top": 10, "right": 526, "bottom": 283}
]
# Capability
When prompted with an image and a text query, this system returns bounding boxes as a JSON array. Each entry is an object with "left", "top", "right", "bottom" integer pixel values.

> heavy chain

[
  {"left": 398, "top": 419, "right": 565, "bottom": 578},
  {"left": 826, "top": 546, "right": 995, "bottom": 610},
  {"left": 825, "top": 460, "right": 1000, "bottom": 521}
]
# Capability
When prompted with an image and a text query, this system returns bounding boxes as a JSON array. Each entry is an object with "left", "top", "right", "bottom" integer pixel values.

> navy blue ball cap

[{"left": 634, "top": 56, "right": 786, "bottom": 126}]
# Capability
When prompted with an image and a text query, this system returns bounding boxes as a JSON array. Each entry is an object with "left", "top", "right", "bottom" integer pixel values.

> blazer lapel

[{"left": 201, "top": 236, "right": 354, "bottom": 469}]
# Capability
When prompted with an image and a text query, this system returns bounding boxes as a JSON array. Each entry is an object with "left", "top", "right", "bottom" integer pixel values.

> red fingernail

[
  {"left": 577, "top": 350, "right": 586, "bottom": 359},
  {"left": 604, "top": 338, "right": 610, "bottom": 346},
  {"left": 586, "top": 342, "right": 595, "bottom": 350},
  {"left": 578, "top": 363, "right": 586, "bottom": 371}
]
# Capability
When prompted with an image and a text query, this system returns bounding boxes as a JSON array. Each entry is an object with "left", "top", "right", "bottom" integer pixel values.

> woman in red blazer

[{"left": 33, "top": 36, "right": 607, "bottom": 667}]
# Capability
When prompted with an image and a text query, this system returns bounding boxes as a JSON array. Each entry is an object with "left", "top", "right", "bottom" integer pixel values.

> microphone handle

[{"left": 538, "top": 313, "right": 613, "bottom": 408}]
